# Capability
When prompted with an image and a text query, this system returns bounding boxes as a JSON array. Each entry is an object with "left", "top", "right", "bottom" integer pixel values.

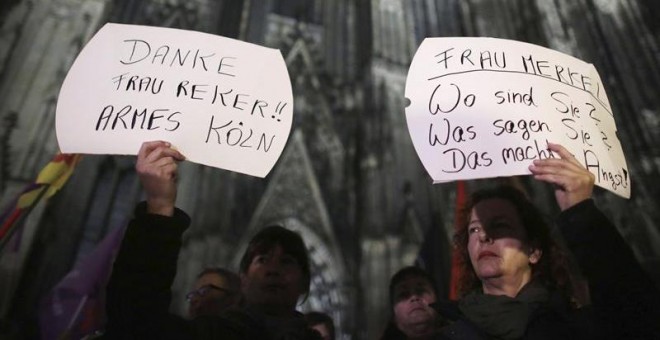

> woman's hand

[
  {"left": 529, "top": 142, "right": 595, "bottom": 211},
  {"left": 135, "top": 141, "right": 185, "bottom": 216}
]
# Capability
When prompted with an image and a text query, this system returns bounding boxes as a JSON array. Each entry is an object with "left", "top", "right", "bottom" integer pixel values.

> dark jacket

[
  {"left": 434, "top": 199, "right": 660, "bottom": 340},
  {"left": 104, "top": 202, "right": 320, "bottom": 340},
  {"left": 433, "top": 291, "right": 595, "bottom": 339},
  {"left": 557, "top": 199, "right": 660, "bottom": 339}
]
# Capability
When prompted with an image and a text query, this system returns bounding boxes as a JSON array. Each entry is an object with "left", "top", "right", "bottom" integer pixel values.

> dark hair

[
  {"left": 453, "top": 185, "right": 572, "bottom": 299},
  {"left": 305, "top": 311, "right": 335, "bottom": 339},
  {"left": 239, "top": 225, "right": 311, "bottom": 295},
  {"left": 197, "top": 267, "right": 241, "bottom": 293},
  {"left": 388, "top": 266, "right": 438, "bottom": 308},
  {"left": 381, "top": 266, "right": 440, "bottom": 340}
]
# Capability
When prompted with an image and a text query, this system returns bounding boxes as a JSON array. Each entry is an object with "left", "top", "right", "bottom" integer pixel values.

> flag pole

[{"left": 58, "top": 295, "right": 89, "bottom": 340}]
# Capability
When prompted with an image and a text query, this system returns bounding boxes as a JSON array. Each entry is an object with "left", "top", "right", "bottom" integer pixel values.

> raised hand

[
  {"left": 528, "top": 142, "right": 595, "bottom": 211},
  {"left": 135, "top": 141, "right": 185, "bottom": 216}
]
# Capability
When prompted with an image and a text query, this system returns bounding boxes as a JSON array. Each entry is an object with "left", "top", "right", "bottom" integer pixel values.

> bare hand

[
  {"left": 528, "top": 142, "right": 595, "bottom": 211},
  {"left": 136, "top": 141, "right": 185, "bottom": 216}
]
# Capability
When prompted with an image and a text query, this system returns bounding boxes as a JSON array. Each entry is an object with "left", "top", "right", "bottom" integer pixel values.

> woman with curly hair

[{"left": 434, "top": 143, "right": 660, "bottom": 340}]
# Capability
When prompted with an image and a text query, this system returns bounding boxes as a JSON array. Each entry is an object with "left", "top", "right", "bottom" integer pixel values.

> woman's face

[
  {"left": 467, "top": 198, "right": 540, "bottom": 291},
  {"left": 241, "top": 244, "right": 305, "bottom": 315},
  {"left": 393, "top": 276, "right": 438, "bottom": 338}
]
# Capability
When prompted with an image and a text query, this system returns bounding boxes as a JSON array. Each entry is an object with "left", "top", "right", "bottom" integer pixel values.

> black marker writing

[
  {"left": 112, "top": 73, "right": 163, "bottom": 94},
  {"left": 96, "top": 104, "right": 181, "bottom": 131},
  {"left": 428, "top": 119, "right": 476, "bottom": 146},
  {"left": 205, "top": 117, "right": 276, "bottom": 152},
  {"left": 551, "top": 91, "right": 580, "bottom": 118},
  {"left": 492, "top": 118, "right": 550, "bottom": 141},
  {"left": 442, "top": 148, "right": 492, "bottom": 173},
  {"left": 494, "top": 87, "right": 537, "bottom": 107},
  {"left": 501, "top": 139, "right": 554, "bottom": 164},
  {"left": 429, "top": 83, "right": 475, "bottom": 114},
  {"left": 119, "top": 39, "right": 237, "bottom": 76}
]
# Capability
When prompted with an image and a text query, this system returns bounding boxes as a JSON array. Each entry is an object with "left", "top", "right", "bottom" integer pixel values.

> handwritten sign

[
  {"left": 405, "top": 37, "right": 630, "bottom": 198},
  {"left": 56, "top": 23, "right": 293, "bottom": 178}
]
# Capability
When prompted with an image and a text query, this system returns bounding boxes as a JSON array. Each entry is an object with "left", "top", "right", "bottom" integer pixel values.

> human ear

[{"left": 529, "top": 249, "right": 542, "bottom": 264}]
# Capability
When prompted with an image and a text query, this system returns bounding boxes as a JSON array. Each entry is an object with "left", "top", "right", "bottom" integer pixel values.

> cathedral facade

[{"left": 1, "top": 0, "right": 659, "bottom": 339}]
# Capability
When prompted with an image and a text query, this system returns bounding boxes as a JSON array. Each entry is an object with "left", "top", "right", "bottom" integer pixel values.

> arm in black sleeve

[
  {"left": 557, "top": 199, "right": 660, "bottom": 339},
  {"left": 104, "top": 202, "right": 192, "bottom": 339}
]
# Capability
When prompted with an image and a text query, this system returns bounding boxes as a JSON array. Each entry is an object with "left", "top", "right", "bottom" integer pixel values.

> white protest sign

[
  {"left": 56, "top": 23, "right": 293, "bottom": 178},
  {"left": 405, "top": 37, "right": 630, "bottom": 198}
]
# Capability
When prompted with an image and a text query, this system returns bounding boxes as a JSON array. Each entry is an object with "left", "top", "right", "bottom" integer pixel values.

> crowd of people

[{"left": 99, "top": 140, "right": 660, "bottom": 339}]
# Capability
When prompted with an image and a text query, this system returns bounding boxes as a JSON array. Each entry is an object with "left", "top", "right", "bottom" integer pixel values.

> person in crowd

[
  {"left": 104, "top": 141, "right": 321, "bottom": 339},
  {"left": 229, "top": 223, "right": 320, "bottom": 338},
  {"left": 381, "top": 266, "right": 443, "bottom": 339},
  {"left": 187, "top": 267, "right": 241, "bottom": 318},
  {"left": 304, "top": 311, "right": 335, "bottom": 340},
  {"left": 433, "top": 142, "right": 660, "bottom": 339}
]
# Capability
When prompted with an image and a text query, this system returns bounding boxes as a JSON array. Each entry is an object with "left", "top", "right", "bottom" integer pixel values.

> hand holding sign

[
  {"left": 530, "top": 142, "right": 596, "bottom": 210},
  {"left": 136, "top": 141, "right": 185, "bottom": 216},
  {"left": 56, "top": 23, "right": 293, "bottom": 178},
  {"left": 405, "top": 37, "right": 630, "bottom": 198}
]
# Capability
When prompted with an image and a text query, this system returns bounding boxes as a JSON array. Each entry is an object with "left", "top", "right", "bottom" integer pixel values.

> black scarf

[{"left": 458, "top": 282, "right": 549, "bottom": 340}]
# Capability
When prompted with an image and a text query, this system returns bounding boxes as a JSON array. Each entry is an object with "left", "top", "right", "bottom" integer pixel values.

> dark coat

[
  {"left": 103, "top": 202, "right": 321, "bottom": 340},
  {"left": 433, "top": 292, "right": 596, "bottom": 340},
  {"left": 433, "top": 200, "right": 660, "bottom": 340}
]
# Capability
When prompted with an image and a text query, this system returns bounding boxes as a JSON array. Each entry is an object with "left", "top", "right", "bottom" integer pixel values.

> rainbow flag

[{"left": 0, "top": 153, "right": 81, "bottom": 245}]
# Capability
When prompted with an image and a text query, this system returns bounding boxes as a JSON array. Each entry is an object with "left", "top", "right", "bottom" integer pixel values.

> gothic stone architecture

[{"left": 1, "top": 0, "right": 659, "bottom": 339}]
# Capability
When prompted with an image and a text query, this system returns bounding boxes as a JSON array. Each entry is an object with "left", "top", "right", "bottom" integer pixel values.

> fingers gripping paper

[
  {"left": 405, "top": 37, "right": 630, "bottom": 198},
  {"left": 56, "top": 23, "right": 293, "bottom": 178}
]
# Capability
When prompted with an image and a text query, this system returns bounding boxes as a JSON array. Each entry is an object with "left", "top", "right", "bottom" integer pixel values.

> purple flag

[{"left": 38, "top": 225, "right": 125, "bottom": 340}]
